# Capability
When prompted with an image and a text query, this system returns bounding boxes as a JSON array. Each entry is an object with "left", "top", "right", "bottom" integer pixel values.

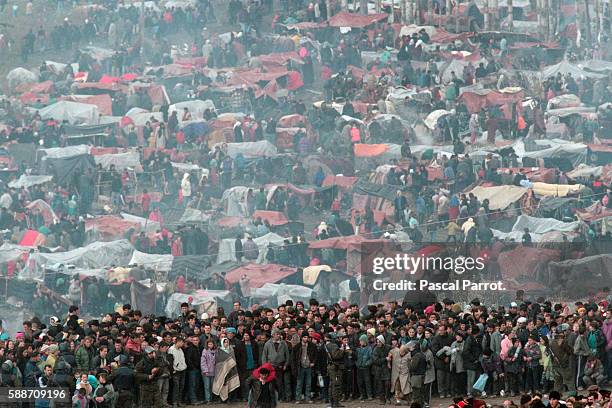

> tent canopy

[{"left": 39, "top": 101, "right": 100, "bottom": 125}]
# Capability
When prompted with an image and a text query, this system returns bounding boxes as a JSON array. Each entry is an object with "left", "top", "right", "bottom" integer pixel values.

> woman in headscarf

[
  {"left": 390, "top": 344, "right": 411, "bottom": 404},
  {"left": 213, "top": 337, "right": 240, "bottom": 402},
  {"left": 247, "top": 363, "right": 277, "bottom": 408}
]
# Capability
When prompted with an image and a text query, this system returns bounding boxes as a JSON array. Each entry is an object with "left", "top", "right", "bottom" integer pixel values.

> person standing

[
  {"left": 201, "top": 340, "right": 216, "bottom": 404},
  {"left": 324, "top": 334, "right": 344, "bottom": 408},
  {"left": 372, "top": 335, "right": 391, "bottom": 405},
  {"left": 134, "top": 346, "right": 163, "bottom": 408},
  {"left": 292, "top": 333, "right": 316, "bottom": 403},
  {"left": 262, "top": 329, "right": 290, "bottom": 402},
  {"left": 168, "top": 336, "right": 187, "bottom": 407}
]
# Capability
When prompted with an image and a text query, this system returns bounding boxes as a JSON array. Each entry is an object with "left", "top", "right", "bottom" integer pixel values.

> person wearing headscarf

[
  {"left": 181, "top": 173, "right": 192, "bottom": 205},
  {"left": 372, "top": 335, "right": 391, "bottom": 404},
  {"left": 213, "top": 337, "right": 240, "bottom": 402},
  {"left": 390, "top": 343, "right": 411, "bottom": 404}
]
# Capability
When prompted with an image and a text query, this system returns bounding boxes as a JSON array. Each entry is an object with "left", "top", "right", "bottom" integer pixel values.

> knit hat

[
  {"left": 359, "top": 334, "right": 368, "bottom": 344},
  {"left": 366, "top": 328, "right": 376, "bottom": 336},
  {"left": 376, "top": 335, "right": 385, "bottom": 344}
]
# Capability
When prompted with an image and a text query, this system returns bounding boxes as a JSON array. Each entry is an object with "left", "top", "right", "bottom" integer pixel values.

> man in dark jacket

[
  {"left": 134, "top": 346, "right": 162, "bottom": 408},
  {"left": 408, "top": 341, "right": 428, "bottom": 406},
  {"left": 184, "top": 336, "right": 202, "bottom": 404},
  {"left": 109, "top": 355, "right": 134, "bottom": 408},
  {"left": 431, "top": 325, "right": 453, "bottom": 398},
  {"left": 462, "top": 326, "right": 483, "bottom": 396},
  {"left": 292, "top": 333, "right": 317, "bottom": 403}
]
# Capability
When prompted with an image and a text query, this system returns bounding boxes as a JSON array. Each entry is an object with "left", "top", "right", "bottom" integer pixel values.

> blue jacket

[{"left": 355, "top": 345, "right": 373, "bottom": 369}]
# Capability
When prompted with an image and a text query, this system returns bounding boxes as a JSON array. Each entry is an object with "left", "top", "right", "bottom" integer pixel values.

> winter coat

[
  {"left": 390, "top": 347, "right": 411, "bottom": 394},
  {"left": 462, "top": 335, "right": 482, "bottom": 370},
  {"left": 450, "top": 340, "right": 465, "bottom": 373},
  {"left": 371, "top": 344, "right": 391, "bottom": 380}
]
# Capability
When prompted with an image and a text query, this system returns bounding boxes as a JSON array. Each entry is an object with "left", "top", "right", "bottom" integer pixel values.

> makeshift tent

[
  {"left": 21, "top": 239, "right": 134, "bottom": 281},
  {"left": 8, "top": 175, "right": 53, "bottom": 189},
  {"left": 216, "top": 232, "right": 286, "bottom": 264},
  {"left": 85, "top": 216, "right": 142, "bottom": 241},
  {"left": 252, "top": 210, "right": 289, "bottom": 226},
  {"left": 39, "top": 101, "right": 100, "bottom": 125},
  {"left": 531, "top": 182, "right": 584, "bottom": 197},
  {"left": 129, "top": 250, "right": 173, "bottom": 271},
  {"left": 39, "top": 154, "right": 96, "bottom": 185},
  {"left": 221, "top": 186, "right": 250, "bottom": 217},
  {"left": 26, "top": 199, "right": 59, "bottom": 225},
  {"left": 169, "top": 100, "right": 216, "bottom": 120},
  {"left": 169, "top": 255, "right": 213, "bottom": 280},
  {"left": 424, "top": 110, "right": 450, "bottom": 130},
  {"left": 165, "top": 290, "right": 233, "bottom": 317},
  {"left": 506, "top": 214, "right": 581, "bottom": 234},
  {"left": 19, "top": 230, "right": 45, "bottom": 247},
  {"left": 94, "top": 151, "right": 143, "bottom": 172},
  {"left": 459, "top": 88, "right": 524, "bottom": 115},
  {"left": 224, "top": 141, "right": 278, "bottom": 159},
  {"left": 542, "top": 60, "right": 606, "bottom": 79},
  {"left": 61, "top": 94, "right": 113, "bottom": 116},
  {"left": 7, "top": 68, "right": 37, "bottom": 91},
  {"left": 250, "top": 283, "right": 313, "bottom": 307},
  {"left": 303, "top": 265, "right": 333, "bottom": 285},
  {"left": 327, "top": 12, "right": 389, "bottom": 27},
  {"left": 225, "top": 263, "right": 297, "bottom": 288},
  {"left": 469, "top": 185, "right": 528, "bottom": 210}
]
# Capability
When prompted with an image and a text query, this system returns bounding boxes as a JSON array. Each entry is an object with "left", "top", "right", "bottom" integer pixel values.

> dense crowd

[{"left": 0, "top": 295, "right": 609, "bottom": 407}]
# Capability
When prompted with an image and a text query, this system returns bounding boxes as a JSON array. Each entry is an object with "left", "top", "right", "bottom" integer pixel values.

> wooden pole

[{"left": 585, "top": 0, "right": 592, "bottom": 45}]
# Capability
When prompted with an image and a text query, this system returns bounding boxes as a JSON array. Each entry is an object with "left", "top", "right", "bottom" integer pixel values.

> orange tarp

[
  {"left": 225, "top": 263, "right": 297, "bottom": 288},
  {"left": 353, "top": 144, "right": 389, "bottom": 157},
  {"left": 252, "top": 210, "right": 289, "bottom": 226}
]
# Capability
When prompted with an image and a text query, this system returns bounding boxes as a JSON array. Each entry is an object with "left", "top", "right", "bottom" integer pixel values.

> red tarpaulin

[
  {"left": 20, "top": 92, "right": 49, "bottom": 105},
  {"left": 308, "top": 235, "right": 373, "bottom": 250},
  {"left": 61, "top": 94, "right": 113, "bottom": 116},
  {"left": 431, "top": 29, "right": 472, "bottom": 43},
  {"left": 225, "top": 263, "right": 297, "bottom": 288},
  {"left": 120, "top": 73, "right": 138, "bottom": 81},
  {"left": 322, "top": 175, "right": 358, "bottom": 189},
  {"left": 99, "top": 75, "right": 119, "bottom": 84},
  {"left": 216, "top": 216, "right": 248, "bottom": 228},
  {"left": 354, "top": 144, "right": 389, "bottom": 157},
  {"left": 20, "top": 230, "right": 43, "bottom": 247},
  {"left": 327, "top": 12, "right": 389, "bottom": 28},
  {"left": 15, "top": 80, "right": 55, "bottom": 94},
  {"left": 85, "top": 216, "right": 142, "bottom": 240},
  {"left": 286, "top": 71, "right": 304, "bottom": 90},
  {"left": 459, "top": 89, "right": 525, "bottom": 117},
  {"left": 252, "top": 210, "right": 289, "bottom": 226}
]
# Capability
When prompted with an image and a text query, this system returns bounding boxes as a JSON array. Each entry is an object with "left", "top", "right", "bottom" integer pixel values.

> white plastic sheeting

[
  {"left": 224, "top": 141, "right": 278, "bottom": 159},
  {"left": 129, "top": 250, "right": 173, "bottom": 271},
  {"left": 7, "top": 68, "right": 37, "bottom": 91},
  {"left": 165, "top": 290, "right": 232, "bottom": 317},
  {"left": 21, "top": 239, "right": 134, "bottom": 281},
  {"left": 125, "top": 108, "right": 164, "bottom": 126},
  {"left": 38, "top": 145, "right": 91, "bottom": 159},
  {"left": 542, "top": 61, "right": 606, "bottom": 79},
  {"left": 8, "top": 175, "right": 53, "bottom": 189},
  {"left": 250, "top": 283, "right": 313, "bottom": 308},
  {"left": 169, "top": 100, "right": 216, "bottom": 120},
  {"left": 221, "top": 186, "right": 250, "bottom": 217},
  {"left": 39, "top": 101, "right": 100, "bottom": 125},
  {"left": 217, "top": 232, "right": 286, "bottom": 264},
  {"left": 120, "top": 213, "right": 161, "bottom": 233},
  {"left": 94, "top": 152, "right": 143, "bottom": 172},
  {"left": 511, "top": 214, "right": 582, "bottom": 234}
]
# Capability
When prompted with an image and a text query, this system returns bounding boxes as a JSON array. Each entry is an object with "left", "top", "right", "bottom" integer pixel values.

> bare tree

[{"left": 361, "top": 0, "right": 368, "bottom": 14}]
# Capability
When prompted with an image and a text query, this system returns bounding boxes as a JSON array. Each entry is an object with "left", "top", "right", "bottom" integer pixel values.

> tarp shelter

[
  {"left": 221, "top": 186, "right": 250, "bottom": 217},
  {"left": 8, "top": 175, "right": 53, "bottom": 189},
  {"left": 459, "top": 88, "right": 524, "bottom": 115},
  {"left": 531, "top": 182, "right": 584, "bottom": 197},
  {"left": 252, "top": 210, "right": 289, "bottom": 226},
  {"left": 22, "top": 239, "right": 134, "bottom": 281},
  {"left": 169, "top": 255, "right": 213, "bottom": 280},
  {"left": 216, "top": 232, "right": 286, "bottom": 264},
  {"left": 129, "top": 250, "right": 173, "bottom": 271},
  {"left": 509, "top": 214, "right": 581, "bottom": 234},
  {"left": 303, "top": 265, "right": 333, "bottom": 285},
  {"left": 39, "top": 153, "right": 96, "bottom": 185},
  {"left": 169, "top": 100, "right": 216, "bottom": 120},
  {"left": 424, "top": 110, "right": 450, "bottom": 130},
  {"left": 225, "top": 263, "right": 297, "bottom": 288},
  {"left": 60, "top": 94, "right": 113, "bottom": 116},
  {"left": 327, "top": 12, "right": 389, "bottom": 27},
  {"left": 542, "top": 60, "right": 606, "bottom": 79},
  {"left": 7, "top": 68, "right": 37, "bottom": 91},
  {"left": 250, "top": 283, "right": 313, "bottom": 307},
  {"left": 39, "top": 101, "right": 100, "bottom": 125},
  {"left": 26, "top": 199, "right": 59, "bottom": 225},
  {"left": 85, "top": 216, "right": 142, "bottom": 241},
  {"left": 469, "top": 185, "right": 527, "bottom": 210},
  {"left": 19, "top": 230, "right": 45, "bottom": 247},
  {"left": 94, "top": 151, "right": 143, "bottom": 172},
  {"left": 165, "top": 290, "right": 232, "bottom": 317},
  {"left": 546, "top": 254, "right": 612, "bottom": 296},
  {"left": 224, "top": 141, "right": 278, "bottom": 159}
]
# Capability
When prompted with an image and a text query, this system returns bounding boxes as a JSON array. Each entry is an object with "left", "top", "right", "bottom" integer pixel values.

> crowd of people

[
  {"left": 0, "top": 0, "right": 611, "bottom": 405},
  {"left": 0, "top": 295, "right": 610, "bottom": 407}
]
